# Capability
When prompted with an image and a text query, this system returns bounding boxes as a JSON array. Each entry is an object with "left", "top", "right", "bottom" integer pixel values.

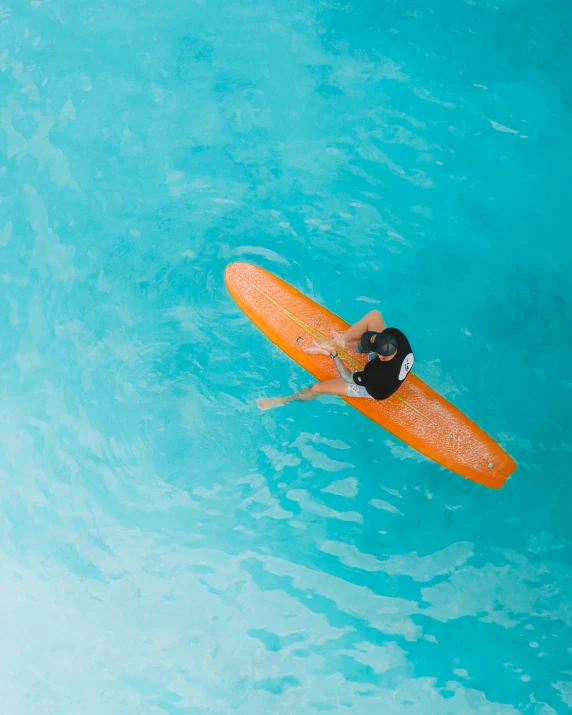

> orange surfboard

[{"left": 225, "top": 262, "right": 516, "bottom": 488}]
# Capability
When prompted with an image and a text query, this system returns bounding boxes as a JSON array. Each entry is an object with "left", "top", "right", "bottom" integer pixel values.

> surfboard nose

[
  {"left": 224, "top": 262, "right": 253, "bottom": 288},
  {"left": 225, "top": 261, "right": 247, "bottom": 278}
]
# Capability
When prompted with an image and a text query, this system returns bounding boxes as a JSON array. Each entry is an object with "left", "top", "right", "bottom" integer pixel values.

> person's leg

[
  {"left": 342, "top": 309, "right": 385, "bottom": 343},
  {"left": 309, "top": 310, "right": 385, "bottom": 353},
  {"left": 257, "top": 378, "right": 348, "bottom": 410}
]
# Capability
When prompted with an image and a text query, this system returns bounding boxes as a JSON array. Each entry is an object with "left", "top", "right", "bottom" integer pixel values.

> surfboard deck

[{"left": 225, "top": 262, "right": 517, "bottom": 488}]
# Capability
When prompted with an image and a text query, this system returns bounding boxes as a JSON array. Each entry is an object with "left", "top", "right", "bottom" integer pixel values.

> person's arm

[
  {"left": 304, "top": 341, "right": 356, "bottom": 384},
  {"left": 331, "top": 352, "right": 354, "bottom": 384}
]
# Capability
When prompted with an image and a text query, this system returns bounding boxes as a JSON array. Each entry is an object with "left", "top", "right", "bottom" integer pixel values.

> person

[{"left": 257, "top": 309, "right": 414, "bottom": 410}]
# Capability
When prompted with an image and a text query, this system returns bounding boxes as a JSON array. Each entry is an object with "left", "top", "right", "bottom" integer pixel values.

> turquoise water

[{"left": 1, "top": 0, "right": 571, "bottom": 712}]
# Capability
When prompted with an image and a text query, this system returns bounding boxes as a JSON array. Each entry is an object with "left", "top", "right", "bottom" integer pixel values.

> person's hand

[
  {"left": 303, "top": 331, "right": 345, "bottom": 355},
  {"left": 330, "top": 330, "right": 346, "bottom": 350},
  {"left": 303, "top": 339, "right": 336, "bottom": 356}
]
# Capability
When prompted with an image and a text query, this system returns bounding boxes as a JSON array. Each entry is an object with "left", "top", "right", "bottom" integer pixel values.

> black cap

[{"left": 357, "top": 330, "right": 398, "bottom": 356}]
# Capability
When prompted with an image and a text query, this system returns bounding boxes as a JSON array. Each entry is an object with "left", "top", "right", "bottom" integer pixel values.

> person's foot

[
  {"left": 257, "top": 397, "right": 286, "bottom": 410},
  {"left": 304, "top": 338, "right": 335, "bottom": 355}
]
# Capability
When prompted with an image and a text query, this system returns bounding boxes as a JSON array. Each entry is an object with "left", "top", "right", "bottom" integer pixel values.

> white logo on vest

[{"left": 399, "top": 353, "right": 414, "bottom": 380}]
